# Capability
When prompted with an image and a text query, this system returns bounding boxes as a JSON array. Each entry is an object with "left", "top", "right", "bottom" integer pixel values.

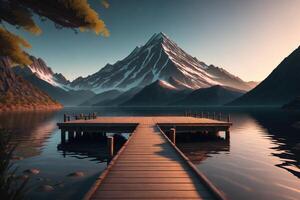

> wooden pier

[{"left": 57, "top": 116, "right": 232, "bottom": 200}]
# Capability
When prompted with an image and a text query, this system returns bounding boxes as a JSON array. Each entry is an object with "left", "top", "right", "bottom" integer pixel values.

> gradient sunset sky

[{"left": 8, "top": 0, "right": 300, "bottom": 81}]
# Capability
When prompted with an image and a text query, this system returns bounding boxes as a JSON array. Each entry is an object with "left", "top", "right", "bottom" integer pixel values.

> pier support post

[
  {"left": 61, "top": 130, "right": 66, "bottom": 144},
  {"left": 225, "top": 130, "right": 230, "bottom": 140},
  {"left": 107, "top": 136, "right": 114, "bottom": 158},
  {"left": 68, "top": 130, "right": 75, "bottom": 141},
  {"left": 170, "top": 128, "right": 176, "bottom": 145}
]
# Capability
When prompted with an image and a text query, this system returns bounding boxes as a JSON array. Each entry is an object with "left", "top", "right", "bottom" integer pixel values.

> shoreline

[{"left": 0, "top": 104, "right": 63, "bottom": 112}]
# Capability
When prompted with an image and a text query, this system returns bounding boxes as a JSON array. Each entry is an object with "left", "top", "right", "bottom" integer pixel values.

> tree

[{"left": 0, "top": 0, "right": 109, "bottom": 65}]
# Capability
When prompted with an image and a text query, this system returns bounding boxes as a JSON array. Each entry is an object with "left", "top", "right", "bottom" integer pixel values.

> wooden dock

[{"left": 57, "top": 116, "right": 231, "bottom": 200}]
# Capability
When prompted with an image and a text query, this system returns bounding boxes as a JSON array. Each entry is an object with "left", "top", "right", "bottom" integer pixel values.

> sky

[{"left": 8, "top": 0, "right": 300, "bottom": 81}]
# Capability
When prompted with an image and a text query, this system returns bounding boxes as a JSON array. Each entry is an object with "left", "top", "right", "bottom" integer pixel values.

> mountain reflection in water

[
  {"left": 249, "top": 111, "right": 300, "bottom": 179},
  {"left": 0, "top": 111, "right": 57, "bottom": 158}
]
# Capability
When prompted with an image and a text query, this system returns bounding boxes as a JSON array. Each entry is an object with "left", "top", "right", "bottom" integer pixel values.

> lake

[{"left": 0, "top": 107, "right": 299, "bottom": 200}]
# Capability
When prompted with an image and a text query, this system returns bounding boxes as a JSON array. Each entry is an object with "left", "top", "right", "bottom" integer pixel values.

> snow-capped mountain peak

[{"left": 69, "top": 32, "right": 255, "bottom": 93}]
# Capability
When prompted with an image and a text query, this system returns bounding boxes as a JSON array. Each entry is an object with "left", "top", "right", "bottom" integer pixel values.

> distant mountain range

[
  {"left": 1, "top": 32, "right": 262, "bottom": 108},
  {"left": 229, "top": 46, "right": 300, "bottom": 106},
  {"left": 121, "top": 81, "right": 244, "bottom": 106},
  {"left": 3, "top": 56, "right": 95, "bottom": 106}
]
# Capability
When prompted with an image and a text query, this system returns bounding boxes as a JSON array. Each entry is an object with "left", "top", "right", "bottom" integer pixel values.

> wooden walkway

[{"left": 57, "top": 116, "right": 231, "bottom": 200}]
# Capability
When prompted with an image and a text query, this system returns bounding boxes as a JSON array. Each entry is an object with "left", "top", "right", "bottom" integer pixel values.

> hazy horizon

[{"left": 6, "top": 0, "right": 300, "bottom": 82}]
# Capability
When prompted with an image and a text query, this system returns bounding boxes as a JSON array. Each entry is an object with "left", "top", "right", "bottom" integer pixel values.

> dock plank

[
  {"left": 98, "top": 183, "right": 208, "bottom": 191},
  {"left": 93, "top": 190, "right": 212, "bottom": 199}
]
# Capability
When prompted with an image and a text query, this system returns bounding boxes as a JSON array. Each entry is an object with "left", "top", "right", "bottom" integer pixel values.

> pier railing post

[
  {"left": 170, "top": 128, "right": 176, "bottom": 145},
  {"left": 64, "top": 114, "right": 67, "bottom": 122},
  {"left": 227, "top": 114, "right": 231, "bottom": 122},
  {"left": 107, "top": 136, "right": 114, "bottom": 158}
]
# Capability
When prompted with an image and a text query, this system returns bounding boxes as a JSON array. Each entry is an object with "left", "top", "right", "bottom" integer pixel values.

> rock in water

[
  {"left": 67, "top": 171, "right": 85, "bottom": 177},
  {"left": 23, "top": 168, "right": 40, "bottom": 175},
  {"left": 16, "top": 174, "right": 29, "bottom": 180},
  {"left": 41, "top": 185, "right": 54, "bottom": 192}
]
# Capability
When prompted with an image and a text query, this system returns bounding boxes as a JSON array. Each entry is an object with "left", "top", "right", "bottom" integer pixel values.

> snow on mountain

[
  {"left": 27, "top": 56, "right": 71, "bottom": 90},
  {"left": 6, "top": 56, "right": 71, "bottom": 91},
  {"left": 69, "top": 32, "right": 254, "bottom": 93}
]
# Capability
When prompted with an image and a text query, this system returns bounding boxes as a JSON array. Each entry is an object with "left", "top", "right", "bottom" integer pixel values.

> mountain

[
  {"left": 2, "top": 56, "right": 95, "bottom": 106},
  {"left": 282, "top": 96, "right": 300, "bottom": 110},
  {"left": 246, "top": 81, "right": 259, "bottom": 89},
  {"left": 229, "top": 46, "right": 300, "bottom": 106},
  {"left": 172, "top": 85, "right": 245, "bottom": 106},
  {"left": 122, "top": 80, "right": 191, "bottom": 106},
  {"left": 69, "top": 32, "right": 255, "bottom": 93},
  {"left": 80, "top": 89, "right": 122, "bottom": 106},
  {"left": 22, "top": 74, "right": 95, "bottom": 106},
  {"left": 0, "top": 64, "right": 62, "bottom": 111},
  {"left": 12, "top": 56, "right": 71, "bottom": 90},
  {"left": 93, "top": 87, "right": 143, "bottom": 106}
]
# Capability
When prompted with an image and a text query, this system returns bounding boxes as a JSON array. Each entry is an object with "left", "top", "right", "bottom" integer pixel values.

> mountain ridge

[
  {"left": 229, "top": 45, "right": 300, "bottom": 106},
  {"left": 0, "top": 56, "right": 95, "bottom": 106},
  {"left": 0, "top": 64, "right": 62, "bottom": 111}
]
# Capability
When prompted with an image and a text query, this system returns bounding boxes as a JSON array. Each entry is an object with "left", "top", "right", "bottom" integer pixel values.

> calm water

[{"left": 0, "top": 107, "right": 299, "bottom": 200}]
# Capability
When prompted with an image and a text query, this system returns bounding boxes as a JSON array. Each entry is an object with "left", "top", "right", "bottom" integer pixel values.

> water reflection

[
  {"left": 0, "top": 111, "right": 57, "bottom": 158},
  {"left": 177, "top": 134, "right": 230, "bottom": 165},
  {"left": 249, "top": 111, "right": 300, "bottom": 179},
  {"left": 57, "top": 133, "right": 128, "bottom": 163},
  {"left": 0, "top": 110, "right": 130, "bottom": 200},
  {"left": 176, "top": 110, "right": 300, "bottom": 200},
  {"left": 0, "top": 108, "right": 299, "bottom": 200}
]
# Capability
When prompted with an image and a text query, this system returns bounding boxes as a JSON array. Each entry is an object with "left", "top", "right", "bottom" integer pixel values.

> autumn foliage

[{"left": 0, "top": 0, "right": 109, "bottom": 65}]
